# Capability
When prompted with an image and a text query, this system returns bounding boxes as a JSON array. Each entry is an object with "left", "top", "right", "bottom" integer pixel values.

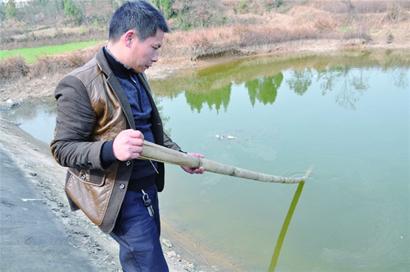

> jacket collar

[
  {"left": 95, "top": 47, "right": 136, "bottom": 129},
  {"left": 102, "top": 47, "right": 137, "bottom": 79},
  {"left": 96, "top": 47, "right": 113, "bottom": 77},
  {"left": 96, "top": 47, "right": 153, "bottom": 94}
]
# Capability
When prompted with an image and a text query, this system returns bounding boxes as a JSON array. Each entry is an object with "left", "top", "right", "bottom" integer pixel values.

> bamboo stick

[{"left": 140, "top": 141, "right": 310, "bottom": 184}]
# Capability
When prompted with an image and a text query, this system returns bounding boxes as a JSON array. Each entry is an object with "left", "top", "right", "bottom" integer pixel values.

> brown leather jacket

[{"left": 50, "top": 48, "right": 181, "bottom": 233}]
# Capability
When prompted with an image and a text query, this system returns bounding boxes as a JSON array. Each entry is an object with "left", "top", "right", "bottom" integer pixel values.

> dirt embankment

[{"left": 0, "top": 117, "right": 224, "bottom": 271}]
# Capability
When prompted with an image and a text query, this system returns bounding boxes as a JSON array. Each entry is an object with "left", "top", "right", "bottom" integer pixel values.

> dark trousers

[{"left": 110, "top": 185, "right": 168, "bottom": 272}]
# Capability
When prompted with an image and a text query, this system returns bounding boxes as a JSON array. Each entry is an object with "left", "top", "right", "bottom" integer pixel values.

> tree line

[{"left": 0, "top": 0, "right": 230, "bottom": 29}]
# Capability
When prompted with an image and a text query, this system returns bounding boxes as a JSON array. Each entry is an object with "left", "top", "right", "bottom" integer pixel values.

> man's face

[{"left": 128, "top": 29, "right": 164, "bottom": 73}]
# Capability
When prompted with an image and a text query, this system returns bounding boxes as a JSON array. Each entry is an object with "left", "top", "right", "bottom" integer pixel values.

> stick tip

[{"left": 302, "top": 167, "right": 314, "bottom": 181}]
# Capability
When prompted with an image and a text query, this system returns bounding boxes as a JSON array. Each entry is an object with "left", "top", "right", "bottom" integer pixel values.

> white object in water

[{"left": 215, "top": 134, "right": 236, "bottom": 140}]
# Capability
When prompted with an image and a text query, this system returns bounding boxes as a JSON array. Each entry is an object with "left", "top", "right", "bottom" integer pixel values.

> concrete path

[{"left": 0, "top": 149, "right": 97, "bottom": 271}]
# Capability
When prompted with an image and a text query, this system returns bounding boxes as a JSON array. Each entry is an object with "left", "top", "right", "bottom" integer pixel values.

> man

[{"left": 50, "top": 1, "right": 204, "bottom": 271}]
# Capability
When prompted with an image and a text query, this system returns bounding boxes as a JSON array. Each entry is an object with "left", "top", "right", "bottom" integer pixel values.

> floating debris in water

[
  {"left": 215, "top": 134, "right": 237, "bottom": 140},
  {"left": 6, "top": 99, "right": 21, "bottom": 109},
  {"left": 21, "top": 198, "right": 45, "bottom": 202}
]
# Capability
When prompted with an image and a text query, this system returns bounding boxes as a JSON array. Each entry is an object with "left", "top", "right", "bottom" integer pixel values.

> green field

[{"left": 0, "top": 40, "right": 102, "bottom": 64}]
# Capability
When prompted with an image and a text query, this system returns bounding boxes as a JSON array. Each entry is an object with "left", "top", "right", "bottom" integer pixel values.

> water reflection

[
  {"left": 315, "top": 66, "right": 370, "bottom": 109},
  {"left": 246, "top": 73, "right": 282, "bottom": 106},
  {"left": 185, "top": 83, "right": 231, "bottom": 113},
  {"left": 183, "top": 72, "right": 283, "bottom": 113},
  {"left": 151, "top": 51, "right": 409, "bottom": 113},
  {"left": 153, "top": 96, "right": 172, "bottom": 136},
  {"left": 392, "top": 68, "right": 409, "bottom": 89},
  {"left": 286, "top": 69, "right": 312, "bottom": 96},
  {"left": 181, "top": 66, "right": 374, "bottom": 112},
  {"left": 180, "top": 64, "right": 408, "bottom": 112}
]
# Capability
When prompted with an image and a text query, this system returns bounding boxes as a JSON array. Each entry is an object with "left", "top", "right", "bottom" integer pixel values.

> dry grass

[
  {"left": 30, "top": 47, "right": 97, "bottom": 77},
  {"left": 162, "top": 27, "right": 239, "bottom": 59},
  {"left": 309, "top": 0, "right": 400, "bottom": 13},
  {"left": 162, "top": 6, "right": 342, "bottom": 60},
  {"left": 0, "top": 57, "right": 30, "bottom": 81},
  {"left": 0, "top": 47, "right": 97, "bottom": 82},
  {"left": 161, "top": 4, "right": 360, "bottom": 60},
  {"left": 1, "top": 27, "right": 105, "bottom": 50}
]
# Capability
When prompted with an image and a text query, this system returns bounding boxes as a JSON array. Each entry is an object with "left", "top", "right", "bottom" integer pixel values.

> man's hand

[
  {"left": 181, "top": 153, "right": 205, "bottom": 174},
  {"left": 113, "top": 129, "right": 144, "bottom": 161}
]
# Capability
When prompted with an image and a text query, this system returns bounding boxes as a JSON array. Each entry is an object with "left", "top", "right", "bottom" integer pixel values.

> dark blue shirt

[{"left": 101, "top": 47, "right": 158, "bottom": 183}]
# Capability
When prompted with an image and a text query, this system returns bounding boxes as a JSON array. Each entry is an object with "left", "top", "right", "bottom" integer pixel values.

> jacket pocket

[
  {"left": 65, "top": 167, "right": 113, "bottom": 226},
  {"left": 68, "top": 168, "right": 106, "bottom": 187}
]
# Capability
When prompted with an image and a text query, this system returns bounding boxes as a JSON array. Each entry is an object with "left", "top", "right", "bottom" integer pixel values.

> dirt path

[
  {"left": 0, "top": 149, "right": 102, "bottom": 272},
  {"left": 0, "top": 118, "right": 121, "bottom": 271}
]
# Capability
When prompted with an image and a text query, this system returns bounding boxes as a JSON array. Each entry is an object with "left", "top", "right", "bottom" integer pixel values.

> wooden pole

[{"left": 140, "top": 141, "right": 310, "bottom": 184}]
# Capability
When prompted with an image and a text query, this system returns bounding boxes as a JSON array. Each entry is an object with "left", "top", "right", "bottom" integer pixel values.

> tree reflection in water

[
  {"left": 185, "top": 83, "right": 232, "bottom": 113},
  {"left": 286, "top": 69, "right": 313, "bottom": 96},
  {"left": 286, "top": 66, "right": 373, "bottom": 110},
  {"left": 246, "top": 73, "right": 283, "bottom": 106},
  {"left": 316, "top": 66, "right": 370, "bottom": 110},
  {"left": 151, "top": 51, "right": 409, "bottom": 115},
  {"left": 182, "top": 72, "right": 283, "bottom": 113},
  {"left": 181, "top": 66, "right": 376, "bottom": 113}
]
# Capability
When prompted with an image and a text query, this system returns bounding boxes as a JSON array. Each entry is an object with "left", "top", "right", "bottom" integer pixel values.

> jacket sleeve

[
  {"left": 50, "top": 75, "right": 105, "bottom": 170},
  {"left": 163, "top": 132, "right": 183, "bottom": 152}
]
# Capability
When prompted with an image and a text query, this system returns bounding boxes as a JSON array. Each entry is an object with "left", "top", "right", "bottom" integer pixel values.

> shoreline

[
  {"left": 1, "top": 38, "right": 410, "bottom": 104},
  {"left": 147, "top": 38, "right": 410, "bottom": 81},
  {"left": 0, "top": 39, "right": 409, "bottom": 271}
]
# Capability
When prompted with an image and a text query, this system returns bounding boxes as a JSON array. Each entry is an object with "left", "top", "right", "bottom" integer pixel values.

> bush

[
  {"left": 384, "top": 2, "right": 403, "bottom": 22},
  {"left": 152, "top": 0, "right": 174, "bottom": 18},
  {"left": 30, "top": 48, "right": 96, "bottom": 77},
  {"left": 0, "top": 47, "right": 97, "bottom": 81},
  {"left": 0, "top": 3, "right": 4, "bottom": 22},
  {"left": 172, "top": 0, "right": 225, "bottom": 29},
  {"left": 237, "top": 25, "right": 320, "bottom": 47},
  {"left": 63, "top": 0, "right": 84, "bottom": 25},
  {"left": 5, "top": 0, "right": 17, "bottom": 20},
  {"left": 0, "top": 57, "right": 29, "bottom": 81}
]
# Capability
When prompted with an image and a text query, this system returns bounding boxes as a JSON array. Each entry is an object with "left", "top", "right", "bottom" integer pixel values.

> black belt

[{"left": 127, "top": 175, "right": 157, "bottom": 191}]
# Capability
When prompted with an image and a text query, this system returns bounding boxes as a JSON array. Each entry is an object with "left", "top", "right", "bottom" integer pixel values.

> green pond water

[{"left": 6, "top": 52, "right": 410, "bottom": 271}]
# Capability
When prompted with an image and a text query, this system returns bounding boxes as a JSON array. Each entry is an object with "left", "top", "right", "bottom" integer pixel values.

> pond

[{"left": 6, "top": 51, "right": 409, "bottom": 271}]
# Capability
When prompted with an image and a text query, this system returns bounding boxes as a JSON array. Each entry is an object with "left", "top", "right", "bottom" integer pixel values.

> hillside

[
  {"left": 1, "top": 0, "right": 409, "bottom": 83},
  {"left": 1, "top": 0, "right": 409, "bottom": 49}
]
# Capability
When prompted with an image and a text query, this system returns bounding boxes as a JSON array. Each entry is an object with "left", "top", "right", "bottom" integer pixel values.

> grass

[{"left": 0, "top": 40, "right": 101, "bottom": 64}]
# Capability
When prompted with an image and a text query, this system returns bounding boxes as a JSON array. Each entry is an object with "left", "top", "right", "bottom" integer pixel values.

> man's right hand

[{"left": 113, "top": 129, "right": 144, "bottom": 161}]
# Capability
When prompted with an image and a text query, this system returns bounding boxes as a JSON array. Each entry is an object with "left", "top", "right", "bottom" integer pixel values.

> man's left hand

[{"left": 181, "top": 153, "right": 205, "bottom": 174}]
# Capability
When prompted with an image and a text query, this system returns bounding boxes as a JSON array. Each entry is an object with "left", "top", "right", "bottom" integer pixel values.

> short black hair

[{"left": 108, "top": 0, "right": 169, "bottom": 42}]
